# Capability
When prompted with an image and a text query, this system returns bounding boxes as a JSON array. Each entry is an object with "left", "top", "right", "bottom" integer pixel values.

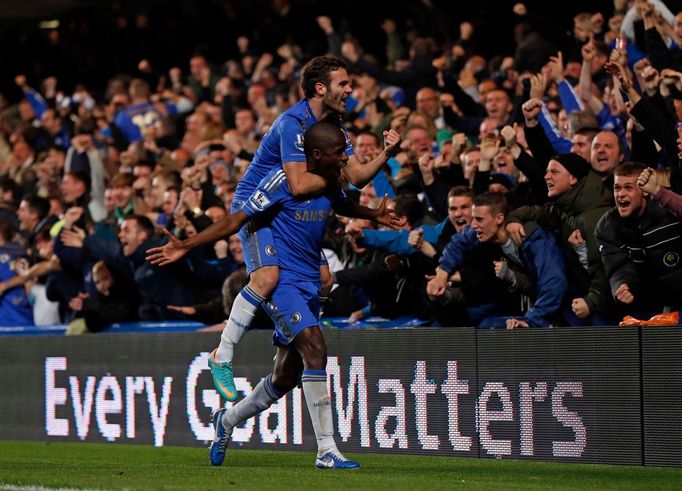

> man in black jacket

[{"left": 596, "top": 162, "right": 682, "bottom": 317}]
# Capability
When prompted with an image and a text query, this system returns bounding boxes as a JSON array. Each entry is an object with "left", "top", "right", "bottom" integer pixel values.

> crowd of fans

[{"left": 3, "top": 0, "right": 682, "bottom": 331}]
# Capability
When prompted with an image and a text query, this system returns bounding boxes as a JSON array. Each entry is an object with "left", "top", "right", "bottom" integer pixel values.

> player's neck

[{"left": 307, "top": 97, "right": 326, "bottom": 121}]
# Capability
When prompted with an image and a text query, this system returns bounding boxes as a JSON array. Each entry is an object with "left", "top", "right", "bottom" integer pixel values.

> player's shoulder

[{"left": 259, "top": 166, "right": 289, "bottom": 193}]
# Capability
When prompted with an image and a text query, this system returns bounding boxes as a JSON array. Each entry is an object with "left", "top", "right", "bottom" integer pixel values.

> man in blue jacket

[{"left": 426, "top": 192, "right": 567, "bottom": 329}]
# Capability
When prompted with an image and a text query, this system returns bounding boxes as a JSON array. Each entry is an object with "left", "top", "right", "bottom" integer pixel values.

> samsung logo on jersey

[
  {"left": 294, "top": 210, "right": 330, "bottom": 222},
  {"left": 250, "top": 191, "right": 271, "bottom": 211}
]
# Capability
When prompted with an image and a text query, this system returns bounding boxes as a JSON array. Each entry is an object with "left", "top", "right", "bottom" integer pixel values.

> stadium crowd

[{"left": 3, "top": 0, "right": 682, "bottom": 331}]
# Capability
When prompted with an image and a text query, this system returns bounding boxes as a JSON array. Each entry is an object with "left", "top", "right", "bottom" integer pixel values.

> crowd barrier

[{"left": 1, "top": 326, "right": 681, "bottom": 466}]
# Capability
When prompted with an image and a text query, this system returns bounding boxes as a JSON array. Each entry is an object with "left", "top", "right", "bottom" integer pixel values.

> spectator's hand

[
  {"left": 567, "top": 229, "right": 585, "bottom": 247},
  {"left": 522, "top": 98, "right": 542, "bottom": 127},
  {"left": 615, "top": 283, "right": 634, "bottom": 304},
  {"left": 506, "top": 318, "right": 529, "bottom": 329},
  {"left": 506, "top": 222, "right": 526, "bottom": 245},
  {"left": 637, "top": 167, "right": 661, "bottom": 195},
  {"left": 418, "top": 152, "right": 435, "bottom": 175},
  {"left": 426, "top": 269, "right": 449, "bottom": 298},
  {"left": 451, "top": 133, "right": 467, "bottom": 162},
  {"left": 641, "top": 65, "right": 660, "bottom": 95},
  {"left": 372, "top": 194, "right": 406, "bottom": 230},
  {"left": 547, "top": 51, "right": 565, "bottom": 83},
  {"left": 581, "top": 36, "right": 596, "bottom": 62},
  {"left": 214, "top": 239, "right": 229, "bottom": 259},
  {"left": 480, "top": 134, "right": 500, "bottom": 163},
  {"left": 380, "top": 19, "right": 397, "bottom": 34},
  {"left": 61, "top": 226, "right": 86, "bottom": 248},
  {"left": 529, "top": 72, "right": 548, "bottom": 100},
  {"left": 604, "top": 62, "right": 633, "bottom": 91},
  {"left": 277, "top": 44, "right": 294, "bottom": 61},
  {"left": 408, "top": 228, "right": 424, "bottom": 248},
  {"left": 63, "top": 207, "right": 84, "bottom": 229},
  {"left": 71, "top": 134, "right": 93, "bottom": 153},
  {"left": 513, "top": 3, "right": 527, "bottom": 16},
  {"left": 316, "top": 16, "right": 334, "bottom": 34},
  {"left": 571, "top": 298, "right": 591, "bottom": 319},
  {"left": 348, "top": 309, "right": 365, "bottom": 322},
  {"left": 501, "top": 124, "right": 518, "bottom": 150},
  {"left": 182, "top": 188, "right": 203, "bottom": 211},
  {"left": 432, "top": 56, "right": 448, "bottom": 71},
  {"left": 660, "top": 69, "right": 682, "bottom": 91},
  {"left": 639, "top": 1, "right": 655, "bottom": 19},
  {"left": 146, "top": 229, "right": 189, "bottom": 266},
  {"left": 389, "top": 107, "right": 410, "bottom": 132},
  {"left": 68, "top": 292, "right": 89, "bottom": 312},
  {"left": 341, "top": 41, "right": 360, "bottom": 63},
  {"left": 382, "top": 129, "right": 401, "bottom": 157},
  {"left": 344, "top": 220, "right": 365, "bottom": 238},
  {"left": 14, "top": 74, "right": 27, "bottom": 88},
  {"left": 255, "top": 53, "right": 274, "bottom": 71},
  {"left": 591, "top": 12, "right": 604, "bottom": 32},
  {"left": 167, "top": 305, "right": 197, "bottom": 315},
  {"left": 459, "top": 21, "right": 474, "bottom": 40},
  {"left": 609, "top": 46, "right": 627, "bottom": 69}
]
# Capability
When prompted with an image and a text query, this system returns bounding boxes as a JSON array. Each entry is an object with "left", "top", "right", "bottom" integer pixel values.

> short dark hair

[
  {"left": 356, "top": 130, "right": 380, "bottom": 146},
  {"left": 0, "top": 177, "right": 19, "bottom": 201},
  {"left": 447, "top": 186, "right": 473, "bottom": 200},
  {"left": 65, "top": 170, "right": 91, "bottom": 194},
  {"left": 303, "top": 121, "right": 345, "bottom": 156},
  {"left": 473, "top": 191, "right": 508, "bottom": 217},
  {"left": 301, "top": 56, "right": 349, "bottom": 99},
  {"left": 125, "top": 215, "right": 154, "bottom": 237},
  {"left": 393, "top": 194, "right": 425, "bottom": 227},
  {"left": 614, "top": 161, "right": 646, "bottom": 178},
  {"left": 22, "top": 194, "right": 50, "bottom": 220}
]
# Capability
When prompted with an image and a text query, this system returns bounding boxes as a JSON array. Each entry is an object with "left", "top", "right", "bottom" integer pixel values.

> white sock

[
  {"left": 216, "top": 286, "right": 264, "bottom": 363},
  {"left": 302, "top": 370, "right": 337, "bottom": 455},
  {"left": 222, "top": 374, "right": 283, "bottom": 427}
]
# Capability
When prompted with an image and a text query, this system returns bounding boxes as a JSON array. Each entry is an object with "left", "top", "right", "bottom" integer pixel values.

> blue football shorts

[{"left": 262, "top": 279, "right": 320, "bottom": 346}]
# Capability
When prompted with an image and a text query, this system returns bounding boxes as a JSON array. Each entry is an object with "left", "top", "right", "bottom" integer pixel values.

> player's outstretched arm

[
  {"left": 146, "top": 211, "right": 248, "bottom": 266},
  {"left": 343, "top": 130, "right": 401, "bottom": 188},
  {"left": 334, "top": 194, "right": 406, "bottom": 230}
]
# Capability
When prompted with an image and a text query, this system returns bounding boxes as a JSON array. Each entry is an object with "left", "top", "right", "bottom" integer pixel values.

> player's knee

[
  {"left": 271, "top": 371, "right": 299, "bottom": 393},
  {"left": 250, "top": 266, "right": 279, "bottom": 297},
  {"left": 299, "top": 340, "right": 327, "bottom": 370}
]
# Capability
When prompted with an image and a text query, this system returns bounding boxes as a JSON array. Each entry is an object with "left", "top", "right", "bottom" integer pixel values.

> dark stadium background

[{"left": 0, "top": 0, "right": 642, "bottom": 101}]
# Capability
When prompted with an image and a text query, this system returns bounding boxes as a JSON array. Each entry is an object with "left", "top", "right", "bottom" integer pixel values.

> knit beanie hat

[{"left": 552, "top": 153, "right": 590, "bottom": 180}]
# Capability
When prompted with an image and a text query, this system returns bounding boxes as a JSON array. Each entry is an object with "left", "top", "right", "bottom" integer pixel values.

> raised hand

[
  {"left": 522, "top": 98, "right": 543, "bottom": 126},
  {"left": 547, "top": 52, "right": 565, "bottom": 83},
  {"left": 506, "top": 222, "right": 526, "bottom": 245},
  {"left": 146, "top": 229, "right": 189, "bottom": 266},
  {"left": 373, "top": 194, "right": 407, "bottom": 230},
  {"left": 637, "top": 167, "right": 661, "bottom": 195},
  {"left": 529, "top": 73, "right": 548, "bottom": 100},
  {"left": 382, "top": 129, "right": 401, "bottom": 157}
]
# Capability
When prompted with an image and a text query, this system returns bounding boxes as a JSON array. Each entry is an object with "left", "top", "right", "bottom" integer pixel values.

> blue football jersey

[
  {"left": 241, "top": 167, "right": 344, "bottom": 282},
  {"left": 234, "top": 99, "right": 353, "bottom": 203}
]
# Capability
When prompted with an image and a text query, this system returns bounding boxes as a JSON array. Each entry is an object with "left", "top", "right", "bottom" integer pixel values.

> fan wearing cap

[{"left": 506, "top": 153, "right": 615, "bottom": 326}]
